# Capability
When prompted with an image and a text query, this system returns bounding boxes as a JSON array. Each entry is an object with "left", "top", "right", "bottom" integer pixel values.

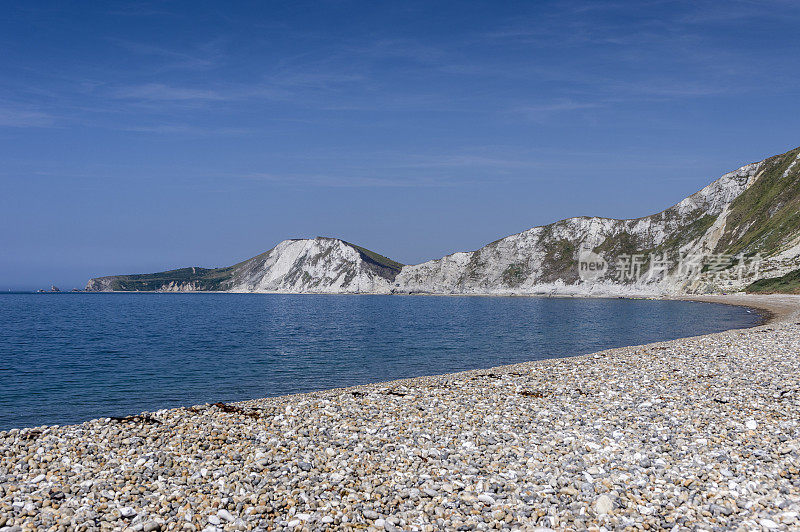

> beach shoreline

[
  {"left": 1, "top": 294, "right": 798, "bottom": 531},
  {"left": 233, "top": 293, "right": 793, "bottom": 406}
]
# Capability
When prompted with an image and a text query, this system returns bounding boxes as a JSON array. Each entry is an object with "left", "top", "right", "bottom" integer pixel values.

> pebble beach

[{"left": 1, "top": 295, "right": 799, "bottom": 531}]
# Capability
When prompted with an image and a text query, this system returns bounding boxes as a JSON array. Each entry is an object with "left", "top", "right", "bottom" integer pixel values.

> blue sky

[{"left": 2, "top": 0, "right": 799, "bottom": 289}]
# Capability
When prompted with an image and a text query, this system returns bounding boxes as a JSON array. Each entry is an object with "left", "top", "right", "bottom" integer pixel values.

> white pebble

[
  {"left": 594, "top": 494, "right": 613, "bottom": 515},
  {"left": 478, "top": 493, "right": 496, "bottom": 505}
]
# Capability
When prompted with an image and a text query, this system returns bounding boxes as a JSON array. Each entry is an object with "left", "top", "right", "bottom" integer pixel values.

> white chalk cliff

[{"left": 87, "top": 146, "right": 800, "bottom": 295}]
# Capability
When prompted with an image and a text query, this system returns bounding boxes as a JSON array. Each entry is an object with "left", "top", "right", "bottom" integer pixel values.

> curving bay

[{"left": 0, "top": 293, "right": 760, "bottom": 430}]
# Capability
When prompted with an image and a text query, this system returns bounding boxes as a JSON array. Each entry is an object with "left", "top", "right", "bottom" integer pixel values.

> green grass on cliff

[
  {"left": 718, "top": 146, "right": 800, "bottom": 256},
  {"left": 349, "top": 243, "right": 404, "bottom": 271},
  {"left": 101, "top": 266, "right": 236, "bottom": 291},
  {"left": 746, "top": 268, "right": 800, "bottom": 294}
]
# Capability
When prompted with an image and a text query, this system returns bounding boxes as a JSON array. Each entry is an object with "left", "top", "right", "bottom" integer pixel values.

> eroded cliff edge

[{"left": 87, "top": 146, "right": 800, "bottom": 295}]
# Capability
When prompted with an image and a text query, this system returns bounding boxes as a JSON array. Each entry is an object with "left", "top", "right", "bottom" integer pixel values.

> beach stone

[
  {"left": 594, "top": 495, "right": 613, "bottom": 515},
  {"left": 478, "top": 494, "right": 496, "bottom": 505}
]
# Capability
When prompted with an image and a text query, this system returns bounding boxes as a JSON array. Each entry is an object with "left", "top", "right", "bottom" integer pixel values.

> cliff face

[
  {"left": 86, "top": 146, "right": 800, "bottom": 295},
  {"left": 396, "top": 146, "right": 800, "bottom": 295},
  {"left": 226, "top": 237, "right": 402, "bottom": 293},
  {"left": 85, "top": 238, "right": 403, "bottom": 293}
]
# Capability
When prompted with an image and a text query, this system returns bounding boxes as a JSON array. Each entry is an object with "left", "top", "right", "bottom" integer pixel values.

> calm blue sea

[{"left": 0, "top": 293, "right": 760, "bottom": 430}]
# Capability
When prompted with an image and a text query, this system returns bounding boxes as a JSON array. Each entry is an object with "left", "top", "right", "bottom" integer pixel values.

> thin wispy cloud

[
  {"left": 605, "top": 80, "right": 735, "bottom": 99},
  {"left": 266, "top": 71, "right": 366, "bottom": 90},
  {"left": 348, "top": 39, "right": 449, "bottom": 65},
  {"left": 104, "top": 70, "right": 366, "bottom": 111},
  {"left": 390, "top": 154, "right": 542, "bottom": 170},
  {"left": 111, "top": 83, "right": 228, "bottom": 102},
  {"left": 677, "top": 0, "right": 800, "bottom": 25},
  {"left": 514, "top": 100, "right": 603, "bottom": 122},
  {"left": 119, "top": 124, "right": 251, "bottom": 136},
  {"left": 109, "top": 39, "right": 222, "bottom": 71},
  {"left": 105, "top": 2, "right": 183, "bottom": 19},
  {"left": 0, "top": 106, "right": 57, "bottom": 128},
  {"left": 242, "top": 171, "right": 461, "bottom": 188}
]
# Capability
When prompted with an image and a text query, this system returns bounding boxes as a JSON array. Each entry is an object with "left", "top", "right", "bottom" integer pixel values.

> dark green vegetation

[
  {"left": 717, "top": 147, "right": 800, "bottom": 256},
  {"left": 501, "top": 263, "right": 529, "bottom": 286},
  {"left": 461, "top": 252, "right": 488, "bottom": 283},
  {"left": 584, "top": 146, "right": 800, "bottom": 283},
  {"left": 86, "top": 266, "right": 238, "bottom": 292},
  {"left": 746, "top": 268, "right": 800, "bottom": 294},
  {"left": 539, "top": 238, "right": 577, "bottom": 283},
  {"left": 594, "top": 231, "right": 643, "bottom": 258},
  {"left": 663, "top": 214, "right": 717, "bottom": 253},
  {"left": 589, "top": 214, "right": 718, "bottom": 281},
  {"left": 349, "top": 242, "right": 404, "bottom": 272}
]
